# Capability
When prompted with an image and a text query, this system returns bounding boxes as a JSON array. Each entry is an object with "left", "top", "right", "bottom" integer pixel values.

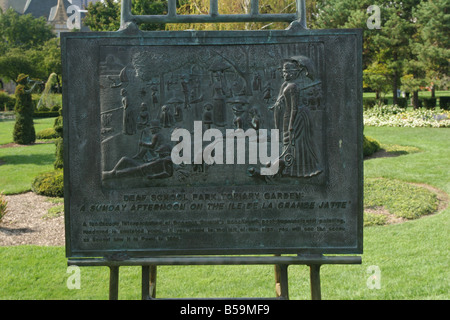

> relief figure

[
  {"left": 102, "top": 143, "right": 173, "bottom": 181},
  {"left": 211, "top": 71, "right": 227, "bottom": 127},
  {"left": 270, "top": 56, "right": 322, "bottom": 178},
  {"left": 121, "top": 88, "right": 136, "bottom": 135},
  {"left": 137, "top": 102, "right": 150, "bottom": 130},
  {"left": 133, "top": 119, "right": 164, "bottom": 161}
]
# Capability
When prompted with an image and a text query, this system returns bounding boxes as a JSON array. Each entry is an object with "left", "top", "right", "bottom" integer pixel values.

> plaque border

[{"left": 62, "top": 28, "right": 363, "bottom": 258}]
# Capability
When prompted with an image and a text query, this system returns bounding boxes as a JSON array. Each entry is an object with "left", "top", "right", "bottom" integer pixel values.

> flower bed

[{"left": 364, "top": 105, "right": 450, "bottom": 128}]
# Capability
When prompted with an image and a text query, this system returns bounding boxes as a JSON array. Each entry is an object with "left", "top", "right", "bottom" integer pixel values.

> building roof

[
  {"left": 49, "top": 0, "right": 69, "bottom": 23},
  {"left": 23, "top": 0, "right": 72, "bottom": 20},
  {"left": 0, "top": 0, "right": 28, "bottom": 14}
]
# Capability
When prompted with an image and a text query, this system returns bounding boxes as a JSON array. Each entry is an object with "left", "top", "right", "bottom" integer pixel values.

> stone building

[{"left": 0, "top": 0, "right": 28, "bottom": 14}]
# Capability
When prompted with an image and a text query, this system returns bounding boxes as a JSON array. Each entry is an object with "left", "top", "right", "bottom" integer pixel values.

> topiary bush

[
  {"left": 36, "top": 127, "right": 59, "bottom": 140},
  {"left": 13, "top": 74, "right": 36, "bottom": 145},
  {"left": 363, "top": 135, "right": 381, "bottom": 157},
  {"left": 53, "top": 108, "right": 63, "bottom": 169},
  {"left": 0, "top": 192, "right": 7, "bottom": 222},
  {"left": 31, "top": 170, "right": 64, "bottom": 197}
]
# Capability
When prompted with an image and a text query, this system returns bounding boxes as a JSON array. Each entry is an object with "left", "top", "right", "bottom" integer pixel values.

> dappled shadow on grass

[
  {"left": 0, "top": 153, "right": 54, "bottom": 166},
  {"left": 0, "top": 141, "right": 53, "bottom": 149},
  {"left": 365, "top": 144, "right": 421, "bottom": 160}
]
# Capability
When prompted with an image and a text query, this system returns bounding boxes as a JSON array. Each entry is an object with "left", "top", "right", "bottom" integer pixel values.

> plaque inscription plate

[{"left": 62, "top": 29, "right": 363, "bottom": 257}]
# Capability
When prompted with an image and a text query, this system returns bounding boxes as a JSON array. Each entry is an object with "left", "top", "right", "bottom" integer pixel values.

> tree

[
  {"left": 0, "top": 8, "right": 59, "bottom": 83},
  {"left": 412, "top": 0, "right": 450, "bottom": 96},
  {"left": 83, "top": 0, "right": 121, "bottom": 31},
  {"left": 0, "top": 8, "right": 54, "bottom": 51},
  {"left": 0, "top": 38, "right": 62, "bottom": 85},
  {"left": 372, "top": 4, "right": 415, "bottom": 105},
  {"left": 310, "top": 0, "right": 378, "bottom": 72},
  {"left": 0, "top": 48, "right": 37, "bottom": 83},
  {"left": 363, "top": 60, "right": 392, "bottom": 101},
  {"left": 311, "top": 0, "right": 417, "bottom": 104},
  {"left": 36, "top": 38, "right": 63, "bottom": 90}
]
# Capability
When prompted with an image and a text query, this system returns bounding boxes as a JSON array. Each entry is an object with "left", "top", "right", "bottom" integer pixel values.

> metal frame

[
  {"left": 68, "top": 255, "right": 361, "bottom": 300},
  {"left": 120, "top": 0, "right": 307, "bottom": 28}
]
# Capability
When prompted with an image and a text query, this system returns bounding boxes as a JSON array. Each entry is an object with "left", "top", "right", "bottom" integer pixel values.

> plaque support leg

[
  {"left": 142, "top": 265, "right": 157, "bottom": 299},
  {"left": 150, "top": 265, "right": 157, "bottom": 298},
  {"left": 141, "top": 266, "right": 150, "bottom": 300},
  {"left": 274, "top": 264, "right": 289, "bottom": 299},
  {"left": 309, "top": 264, "right": 321, "bottom": 300},
  {"left": 109, "top": 266, "right": 120, "bottom": 300}
]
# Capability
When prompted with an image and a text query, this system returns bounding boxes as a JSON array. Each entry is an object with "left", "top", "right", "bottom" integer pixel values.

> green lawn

[
  {"left": 0, "top": 117, "right": 56, "bottom": 146},
  {"left": 0, "top": 143, "right": 56, "bottom": 195},
  {"left": 0, "top": 117, "right": 57, "bottom": 194},
  {"left": 0, "top": 122, "right": 448, "bottom": 299}
]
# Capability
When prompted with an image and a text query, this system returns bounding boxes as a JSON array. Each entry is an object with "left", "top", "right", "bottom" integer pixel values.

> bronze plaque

[{"left": 62, "top": 29, "right": 363, "bottom": 257}]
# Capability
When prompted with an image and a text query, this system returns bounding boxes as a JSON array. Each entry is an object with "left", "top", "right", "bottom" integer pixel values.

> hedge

[
  {"left": 36, "top": 127, "right": 59, "bottom": 140},
  {"left": 33, "top": 111, "right": 60, "bottom": 118},
  {"left": 440, "top": 96, "right": 450, "bottom": 110},
  {"left": 0, "top": 92, "right": 15, "bottom": 111},
  {"left": 31, "top": 170, "right": 64, "bottom": 197},
  {"left": 421, "top": 97, "right": 437, "bottom": 109},
  {"left": 363, "top": 135, "right": 381, "bottom": 157}
]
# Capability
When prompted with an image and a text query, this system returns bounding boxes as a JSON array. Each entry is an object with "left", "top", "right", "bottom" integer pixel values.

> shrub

[
  {"left": 53, "top": 109, "right": 63, "bottom": 169},
  {"left": 364, "top": 212, "right": 387, "bottom": 227},
  {"left": 51, "top": 105, "right": 61, "bottom": 112},
  {"left": 421, "top": 97, "right": 437, "bottom": 109},
  {"left": 0, "top": 92, "right": 15, "bottom": 111},
  {"left": 363, "top": 97, "right": 377, "bottom": 109},
  {"left": 13, "top": 74, "right": 36, "bottom": 145},
  {"left": 54, "top": 138, "right": 63, "bottom": 169},
  {"left": 33, "top": 111, "right": 60, "bottom": 118},
  {"left": 31, "top": 170, "right": 64, "bottom": 197},
  {"left": 0, "top": 192, "right": 7, "bottom": 222},
  {"left": 440, "top": 96, "right": 450, "bottom": 110},
  {"left": 364, "top": 178, "right": 438, "bottom": 220},
  {"left": 396, "top": 97, "right": 407, "bottom": 108},
  {"left": 36, "top": 128, "right": 59, "bottom": 140},
  {"left": 363, "top": 135, "right": 381, "bottom": 157}
]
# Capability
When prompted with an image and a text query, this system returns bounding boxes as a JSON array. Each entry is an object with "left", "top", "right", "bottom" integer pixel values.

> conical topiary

[{"left": 13, "top": 74, "right": 36, "bottom": 145}]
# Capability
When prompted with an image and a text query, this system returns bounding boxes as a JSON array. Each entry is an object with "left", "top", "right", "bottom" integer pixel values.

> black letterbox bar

[{"left": 120, "top": 0, "right": 306, "bottom": 26}]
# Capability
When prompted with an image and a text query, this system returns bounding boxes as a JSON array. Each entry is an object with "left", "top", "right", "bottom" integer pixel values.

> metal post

[
  {"left": 210, "top": 0, "right": 218, "bottom": 17},
  {"left": 309, "top": 264, "right": 321, "bottom": 300},
  {"left": 168, "top": 0, "right": 177, "bottom": 18},
  {"left": 142, "top": 265, "right": 158, "bottom": 300},
  {"left": 296, "top": 0, "right": 307, "bottom": 28},
  {"left": 141, "top": 266, "right": 150, "bottom": 300},
  {"left": 274, "top": 264, "right": 289, "bottom": 299},
  {"left": 251, "top": 0, "right": 259, "bottom": 16},
  {"left": 150, "top": 265, "right": 157, "bottom": 298},
  {"left": 120, "top": 0, "right": 132, "bottom": 29},
  {"left": 109, "top": 266, "right": 120, "bottom": 300},
  {"left": 119, "top": 0, "right": 300, "bottom": 26}
]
